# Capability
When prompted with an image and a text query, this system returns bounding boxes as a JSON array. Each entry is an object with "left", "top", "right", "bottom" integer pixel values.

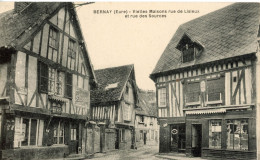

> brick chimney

[{"left": 14, "top": 2, "right": 31, "bottom": 13}]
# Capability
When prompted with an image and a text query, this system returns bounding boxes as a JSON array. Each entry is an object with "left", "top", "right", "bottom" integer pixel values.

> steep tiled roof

[
  {"left": 151, "top": 3, "right": 260, "bottom": 78},
  {"left": 0, "top": 2, "right": 62, "bottom": 47},
  {"left": 0, "top": 2, "right": 97, "bottom": 84},
  {"left": 91, "top": 64, "right": 134, "bottom": 104},
  {"left": 136, "top": 89, "right": 157, "bottom": 117}
]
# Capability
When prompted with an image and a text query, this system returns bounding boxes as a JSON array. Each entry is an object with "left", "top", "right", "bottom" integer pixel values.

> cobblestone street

[
  {"left": 87, "top": 145, "right": 203, "bottom": 160},
  {"left": 88, "top": 144, "right": 162, "bottom": 160}
]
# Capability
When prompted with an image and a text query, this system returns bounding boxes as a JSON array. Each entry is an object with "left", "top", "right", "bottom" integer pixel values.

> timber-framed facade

[
  {"left": 150, "top": 3, "right": 259, "bottom": 159},
  {"left": 0, "top": 2, "right": 96, "bottom": 159}
]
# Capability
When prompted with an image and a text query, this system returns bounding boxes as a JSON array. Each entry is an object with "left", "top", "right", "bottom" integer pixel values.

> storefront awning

[{"left": 185, "top": 108, "right": 226, "bottom": 115}]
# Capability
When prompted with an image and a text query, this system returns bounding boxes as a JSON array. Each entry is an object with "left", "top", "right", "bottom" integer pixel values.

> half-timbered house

[
  {"left": 150, "top": 3, "right": 259, "bottom": 159},
  {"left": 0, "top": 2, "right": 96, "bottom": 159},
  {"left": 91, "top": 64, "right": 139, "bottom": 151},
  {"left": 135, "top": 89, "right": 159, "bottom": 148}
]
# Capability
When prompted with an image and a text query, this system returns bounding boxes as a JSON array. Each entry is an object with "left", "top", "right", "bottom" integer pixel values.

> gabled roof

[
  {"left": 91, "top": 64, "right": 135, "bottom": 104},
  {"left": 136, "top": 89, "right": 157, "bottom": 117},
  {"left": 151, "top": 3, "right": 260, "bottom": 79},
  {"left": 0, "top": 2, "right": 97, "bottom": 84}
]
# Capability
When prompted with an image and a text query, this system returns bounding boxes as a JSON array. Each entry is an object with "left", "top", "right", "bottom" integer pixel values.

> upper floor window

[
  {"left": 48, "top": 68, "right": 64, "bottom": 95},
  {"left": 124, "top": 103, "right": 132, "bottom": 121},
  {"left": 176, "top": 34, "right": 203, "bottom": 63},
  {"left": 38, "top": 61, "right": 72, "bottom": 98},
  {"left": 68, "top": 39, "right": 76, "bottom": 59},
  {"left": 185, "top": 82, "right": 200, "bottom": 104},
  {"left": 158, "top": 88, "right": 166, "bottom": 107},
  {"left": 206, "top": 77, "right": 224, "bottom": 104},
  {"left": 48, "top": 27, "right": 59, "bottom": 62},
  {"left": 182, "top": 44, "right": 195, "bottom": 63}
]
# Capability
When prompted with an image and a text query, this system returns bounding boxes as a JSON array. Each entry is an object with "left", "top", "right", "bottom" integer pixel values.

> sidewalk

[{"left": 155, "top": 153, "right": 204, "bottom": 160}]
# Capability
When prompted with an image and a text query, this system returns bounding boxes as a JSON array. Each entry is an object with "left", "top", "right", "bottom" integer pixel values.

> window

[
  {"left": 65, "top": 72, "right": 73, "bottom": 99},
  {"left": 71, "top": 124, "right": 77, "bottom": 140},
  {"left": 158, "top": 88, "right": 166, "bottom": 107},
  {"left": 48, "top": 27, "right": 59, "bottom": 62},
  {"left": 38, "top": 62, "right": 49, "bottom": 93},
  {"left": 124, "top": 103, "right": 132, "bottom": 121},
  {"left": 38, "top": 62, "right": 66, "bottom": 96},
  {"left": 185, "top": 82, "right": 200, "bottom": 104},
  {"left": 209, "top": 120, "right": 222, "bottom": 149},
  {"left": 207, "top": 78, "right": 224, "bottom": 103},
  {"left": 53, "top": 121, "right": 64, "bottom": 144},
  {"left": 68, "top": 39, "right": 76, "bottom": 59},
  {"left": 182, "top": 44, "right": 194, "bottom": 63},
  {"left": 125, "top": 86, "right": 129, "bottom": 95},
  {"left": 14, "top": 117, "right": 42, "bottom": 147},
  {"left": 71, "top": 129, "right": 77, "bottom": 141},
  {"left": 48, "top": 68, "right": 64, "bottom": 95},
  {"left": 120, "top": 129, "right": 125, "bottom": 142},
  {"left": 226, "top": 119, "right": 248, "bottom": 150}
]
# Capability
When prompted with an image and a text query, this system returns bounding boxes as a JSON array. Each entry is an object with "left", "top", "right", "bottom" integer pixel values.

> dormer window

[
  {"left": 176, "top": 33, "right": 203, "bottom": 63},
  {"left": 182, "top": 43, "right": 195, "bottom": 63}
]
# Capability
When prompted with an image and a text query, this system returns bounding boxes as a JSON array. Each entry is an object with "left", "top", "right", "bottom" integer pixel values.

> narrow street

[
  {"left": 88, "top": 145, "right": 163, "bottom": 160},
  {"left": 87, "top": 145, "right": 203, "bottom": 160}
]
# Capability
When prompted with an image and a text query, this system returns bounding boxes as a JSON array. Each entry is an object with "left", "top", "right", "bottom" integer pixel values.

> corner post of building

[
  {"left": 255, "top": 48, "right": 260, "bottom": 159},
  {"left": 98, "top": 122, "right": 106, "bottom": 153}
]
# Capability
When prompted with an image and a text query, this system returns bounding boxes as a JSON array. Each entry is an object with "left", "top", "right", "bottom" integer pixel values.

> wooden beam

[{"left": 231, "top": 69, "right": 245, "bottom": 104}]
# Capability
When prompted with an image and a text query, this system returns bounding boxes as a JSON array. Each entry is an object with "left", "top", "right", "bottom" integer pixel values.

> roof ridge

[{"left": 95, "top": 64, "right": 134, "bottom": 71}]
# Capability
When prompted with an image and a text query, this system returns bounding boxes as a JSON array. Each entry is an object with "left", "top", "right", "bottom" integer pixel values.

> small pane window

[
  {"left": 158, "top": 88, "right": 166, "bottom": 107},
  {"left": 48, "top": 27, "right": 59, "bottom": 62},
  {"left": 185, "top": 82, "right": 200, "bottom": 103},
  {"left": 68, "top": 39, "right": 76, "bottom": 59},
  {"left": 53, "top": 121, "right": 64, "bottom": 144}
]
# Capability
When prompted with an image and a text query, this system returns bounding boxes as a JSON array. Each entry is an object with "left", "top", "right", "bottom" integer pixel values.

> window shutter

[
  {"left": 38, "top": 61, "right": 48, "bottom": 93},
  {"left": 65, "top": 72, "right": 73, "bottom": 99}
]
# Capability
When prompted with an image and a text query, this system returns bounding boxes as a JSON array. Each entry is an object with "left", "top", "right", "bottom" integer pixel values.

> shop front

[{"left": 185, "top": 106, "right": 256, "bottom": 159}]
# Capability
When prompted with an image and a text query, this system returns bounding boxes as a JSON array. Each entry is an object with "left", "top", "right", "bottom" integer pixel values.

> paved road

[{"left": 88, "top": 145, "right": 167, "bottom": 160}]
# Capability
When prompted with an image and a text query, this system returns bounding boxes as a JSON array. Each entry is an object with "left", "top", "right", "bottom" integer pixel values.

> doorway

[
  {"left": 170, "top": 124, "right": 186, "bottom": 152},
  {"left": 191, "top": 124, "right": 202, "bottom": 157},
  {"left": 115, "top": 129, "right": 119, "bottom": 149},
  {"left": 144, "top": 133, "right": 147, "bottom": 145}
]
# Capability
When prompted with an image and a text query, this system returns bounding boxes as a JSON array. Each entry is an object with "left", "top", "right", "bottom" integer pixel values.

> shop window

[
  {"left": 226, "top": 119, "right": 248, "bottom": 150},
  {"left": 209, "top": 120, "right": 222, "bottom": 149},
  {"left": 158, "top": 88, "right": 166, "bottom": 107},
  {"left": 185, "top": 82, "right": 200, "bottom": 104},
  {"left": 207, "top": 78, "right": 224, "bottom": 103},
  {"left": 48, "top": 27, "right": 59, "bottom": 62},
  {"left": 14, "top": 117, "right": 42, "bottom": 147},
  {"left": 53, "top": 121, "right": 64, "bottom": 144},
  {"left": 120, "top": 129, "right": 125, "bottom": 142}
]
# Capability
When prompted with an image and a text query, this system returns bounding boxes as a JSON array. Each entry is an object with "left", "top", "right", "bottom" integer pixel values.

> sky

[{"left": 0, "top": 2, "right": 233, "bottom": 91}]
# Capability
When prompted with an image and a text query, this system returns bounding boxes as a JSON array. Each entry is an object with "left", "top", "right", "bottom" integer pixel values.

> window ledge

[
  {"left": 206, "top": 100, "right": 223, "bottom": 105},
  {"left": 185, "top": 101, "right": 200, "bottom": 106}
]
